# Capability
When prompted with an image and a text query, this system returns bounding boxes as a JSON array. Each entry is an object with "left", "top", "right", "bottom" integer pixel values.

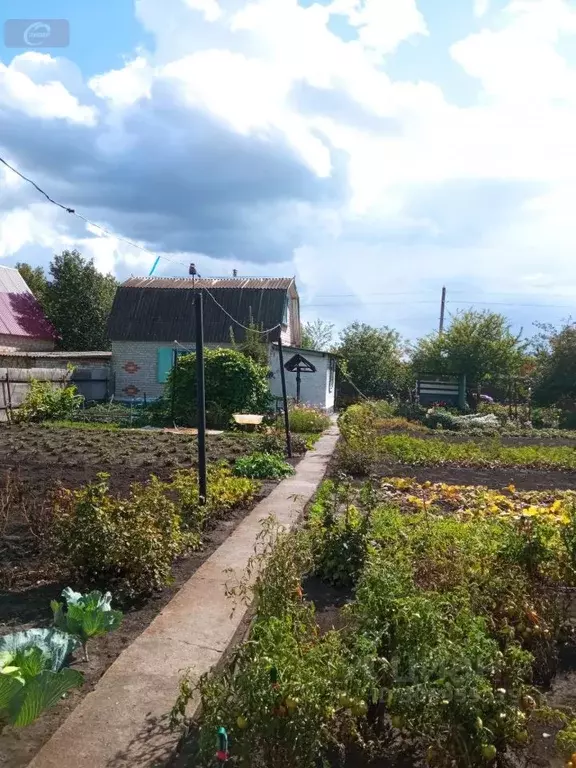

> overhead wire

[
  {"left": 0, "top": 154, "right": 188, "bottom": 270},
  {"left": 3, "top": 155, "right": 574, "bottom": 323}
]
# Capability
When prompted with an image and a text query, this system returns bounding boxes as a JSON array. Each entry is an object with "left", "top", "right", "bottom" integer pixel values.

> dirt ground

[
  {"left": 0, "top": 423, "right": 260, "bottom": 496},
  {"left": 371, "top": 461, "right": 576, "bottom": 491},
  {"left": 0, "top": 423, "right": 290, "bottom": 768}
]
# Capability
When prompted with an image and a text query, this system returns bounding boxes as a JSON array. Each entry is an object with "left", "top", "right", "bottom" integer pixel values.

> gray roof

[
  {"left": 108, "top": 277, "right": 294, "bottom": 343},
  {"left": 123, "top": 277, "right": 294, "bottom": 290}
]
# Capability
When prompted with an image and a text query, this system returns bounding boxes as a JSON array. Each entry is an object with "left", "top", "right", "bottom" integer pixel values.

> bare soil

[
  {"left": 371, "top": 461, "right": 576, "bottom": 491},
  {"left": 0, "top": 424, "right": 289, "bottom": 768}
]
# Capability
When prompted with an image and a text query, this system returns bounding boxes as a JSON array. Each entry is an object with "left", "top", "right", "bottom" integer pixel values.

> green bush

[
  {"left": 166, "top": 348, "right": 271, "bottom": 428},
  {"left": 17, "top": 380, "right": 83, "bottom": 422},
  {"left": 52, "top": 474, "right": 191, "bottom": 596},
  {"left": 234, "top": 452, "right": 294, "bottom": 479},
  {"left": 170, "top": 465, "right": 258, "bottom": 531},
  {"left": 423, "top": 407, "right": 464, "bottom": 430},
  {"left": 284, "top": 405, "right": 330, "bottom": 433},
  {"left": 309, "top": 480, "right": 373, "bottom": 587}
]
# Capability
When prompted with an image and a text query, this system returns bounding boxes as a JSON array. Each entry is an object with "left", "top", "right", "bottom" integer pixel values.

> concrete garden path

[{"left": 29, "top": 424, "right": 340, "bottom": 768}]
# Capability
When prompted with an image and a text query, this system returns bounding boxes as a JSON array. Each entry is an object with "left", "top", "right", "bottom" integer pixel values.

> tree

[
  {"left": 411, "top": 310, "right": 526, "bottom": 384},
  {"left": 301, "top": 319, "right": 334, "bottom": 351},
  {"left": 44, "top": 250, "right": 118, "bottom": 351},
  {"left": 337, "top": 322, "right": 408, "bottom": 398},
  {"left": 531, "top": 321, "right": 576, "bottom": 406},
  {"left": 16, "top": 262, "right": 48, "bottom": 303},
  {"left": 237, "top": 312, "right": 270, "bottom": 367}
]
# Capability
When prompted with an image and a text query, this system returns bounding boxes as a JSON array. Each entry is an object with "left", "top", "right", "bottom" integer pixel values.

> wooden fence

[{"left": 0, "top": 367, "right": 110, "bottom": 421}]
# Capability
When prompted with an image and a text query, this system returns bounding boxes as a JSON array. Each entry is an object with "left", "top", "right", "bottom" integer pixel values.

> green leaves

[
  {"left": 166, "top": 348, "right": 271, "bottom": 428},
  {"left": 52, "top": 588, "right": 123, "bottom": 658},
  {"left": 5, "top": 669, "right": 84, "bottom": 727},
  {"left": 234, "top": 452, "right": 294, "bottom": 479},
  {"left": 0, "top": 629, "right": 79, "bottom": 673},
  {"left": 0, "top": 630, "right": 83, "bottom": 729}
]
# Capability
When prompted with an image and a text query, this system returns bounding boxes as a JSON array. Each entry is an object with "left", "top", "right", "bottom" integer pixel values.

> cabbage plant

[
  {"left": 51, "top": 588, "right": 123, "bottom": 661},
  {"left": 0, "top": 629, "right": 83, "bottom": 729}
]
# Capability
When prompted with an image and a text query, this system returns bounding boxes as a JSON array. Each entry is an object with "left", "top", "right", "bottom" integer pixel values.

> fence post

[{"left": 6, "top": 371, "right": 12, "bottom": 422}]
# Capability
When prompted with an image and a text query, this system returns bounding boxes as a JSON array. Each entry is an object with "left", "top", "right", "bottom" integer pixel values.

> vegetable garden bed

[
  {"left": 167, "top": 405, "right": 576, "bottom": 768},
  {"left": 0, "top": 424, "right": 306, "bottom": 768}
]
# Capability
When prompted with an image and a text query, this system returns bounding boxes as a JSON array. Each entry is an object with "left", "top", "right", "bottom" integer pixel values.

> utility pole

[
  {"left": 277, "top": 336, "right": 292, "bottom": 458},
  {"left": 190, "top": 261, "right": 207, "bottom": 505},
  {"left": 439, "top": 286, "right": 446, "bottom": 335}
]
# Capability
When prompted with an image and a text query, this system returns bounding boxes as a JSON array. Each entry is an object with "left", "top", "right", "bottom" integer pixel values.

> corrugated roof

[
  {"left": 123, "top": 277, "right": 294, "bottom": 290},
  {"left": 0, "top": 350, "right": 111, "bottom": 359},
  {"left": 0, "top": 266, "right": 56, "bottom": 340},
  {"left": 108, "top": 284, "right": 288, "bottom": 343}
]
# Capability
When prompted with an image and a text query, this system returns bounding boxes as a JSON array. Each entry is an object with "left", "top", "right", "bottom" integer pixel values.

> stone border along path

[{"left": 29, "top": 423, "right": 340, "bottom": 768}]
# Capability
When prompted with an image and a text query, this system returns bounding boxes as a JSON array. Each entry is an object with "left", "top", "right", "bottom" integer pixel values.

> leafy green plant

[
  {"left": 377, "top": 433, "right": 576, "bottom": 470},
  {"left": 52, "top": 474, "right": 191, "bottom": 596},
  {"left": 17, "top": 380, "right": 83, "bottom": 423},
  {"left": 173, "top": 519, "right": 381, "bottom": 768},
  {"left": 309, "top": 480, "right": 373, "bottom": 587},
  {"left": 170, "top": 465, "right": 258, "bottom": 531},
  {"left": 0, "top": 629, "right": 83, "bottom": 730},
  {"left": 234, "top": 452, "right": 294, "bottom": 479},
  {"left": 51, "top": 588, "right": 123, "bottom": 661},
  {"left": 166, "top": 348, "right": 271, "bottom": 427},
  {"left": 284, "top": 405, "right": 330, "bottom": 434}
]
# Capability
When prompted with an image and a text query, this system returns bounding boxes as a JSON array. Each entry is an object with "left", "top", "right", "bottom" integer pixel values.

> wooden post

[
  {"left": 195, "top": 289, "right": 207, "bottom": 504},
  {"left": 277, "top": 337, "right": 292, "bottom": 458},
  {"left": 171, "top": 349, "right": 177, "bottom": 425},
  {"left": 6, "top": 371, "right": 12, "bottom": 422}
]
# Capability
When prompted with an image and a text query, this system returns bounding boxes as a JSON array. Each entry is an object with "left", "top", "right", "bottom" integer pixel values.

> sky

[{"left": 1, "top": 0, "right": 576, "bottom": 342}]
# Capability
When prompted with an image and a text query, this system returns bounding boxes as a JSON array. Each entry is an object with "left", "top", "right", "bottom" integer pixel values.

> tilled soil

[
  {"left": 0, "top": 424, "right": 290, "bottom": 768},
  {"left": 372, "top": 462, "right": 576, "bottom": 490},
  {"left": 0, "top": 480, "right": 277, "bottom": 768}
]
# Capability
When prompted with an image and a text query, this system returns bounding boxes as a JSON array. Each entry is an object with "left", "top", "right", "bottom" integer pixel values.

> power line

[
  {"left": 202, "top": 288, "right": 282, "bottom": 335},
  {"left": 0, "top": 154, "right": 189, "bottom": 271}
]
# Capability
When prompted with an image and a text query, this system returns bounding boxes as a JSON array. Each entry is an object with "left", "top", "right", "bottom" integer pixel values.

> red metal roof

[{"left": 0, "top": 266, "right": 56, "bottom": 340}]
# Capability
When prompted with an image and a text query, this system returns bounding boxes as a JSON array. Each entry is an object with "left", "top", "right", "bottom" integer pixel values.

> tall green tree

[
  {"left": 411, "top": 310, "right": 526, "bottom": 384},
  {"left": 16, "top": 262, "right": 48, "bottom": 303},
  {"left": 301, "top": 319, "right": 334, "bottom": 351},
  {"left": 44, "top": 250, "right": 118, "bottom": 350},
  {"left": 531, "top": 321, "right": 576, "bottom": 406},
  {"left": 337, "top": 322, "right": 408, "bottom": 397}
]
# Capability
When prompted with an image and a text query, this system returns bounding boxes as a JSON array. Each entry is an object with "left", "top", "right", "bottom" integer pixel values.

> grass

[{"left": 377, "top": 433, "right": 576, "bottom": 470}]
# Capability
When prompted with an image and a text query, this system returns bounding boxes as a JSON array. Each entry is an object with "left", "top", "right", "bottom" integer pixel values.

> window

[
  {"left": 329, "top": 357, "right": 336, "bottom": 393},
  {"left": 283, "top": 296, "right": 289, "bottom": 325}
]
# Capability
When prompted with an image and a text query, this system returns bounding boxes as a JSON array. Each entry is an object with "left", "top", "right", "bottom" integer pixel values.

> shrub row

[{"left": 52, "top": 466, "right": 259, "bottom": 597}]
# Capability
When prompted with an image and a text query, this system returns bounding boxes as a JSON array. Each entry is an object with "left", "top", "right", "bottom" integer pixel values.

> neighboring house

[
  {"left": 0, "top": 265, "right": 57, "bottom": 352},
  {"left": 107, "top": 276, "right": 337, "bottom": 411}
]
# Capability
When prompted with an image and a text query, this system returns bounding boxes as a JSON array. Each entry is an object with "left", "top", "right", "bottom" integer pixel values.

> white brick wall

[{"left": 112, "top": 340, "right": 336, "bottom": 411}]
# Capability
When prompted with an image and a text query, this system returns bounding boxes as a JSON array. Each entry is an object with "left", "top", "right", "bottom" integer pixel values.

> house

[
  {"left": 107, "top": 276, "right": 337, "bottom": 411},
  {"left": 0, "top": 265, "right": 57, "bottom": 352}
]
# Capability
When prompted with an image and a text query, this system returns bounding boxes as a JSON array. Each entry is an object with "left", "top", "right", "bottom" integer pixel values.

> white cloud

[
  {"left": 2, "top": 0, "right": 576, "bottom": 336},
  {"left": 0, "top": 55, "right": 97, "bottom": 124},
  {"left": 89, "top": 57, "right": 153, "bottom": 106}
]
